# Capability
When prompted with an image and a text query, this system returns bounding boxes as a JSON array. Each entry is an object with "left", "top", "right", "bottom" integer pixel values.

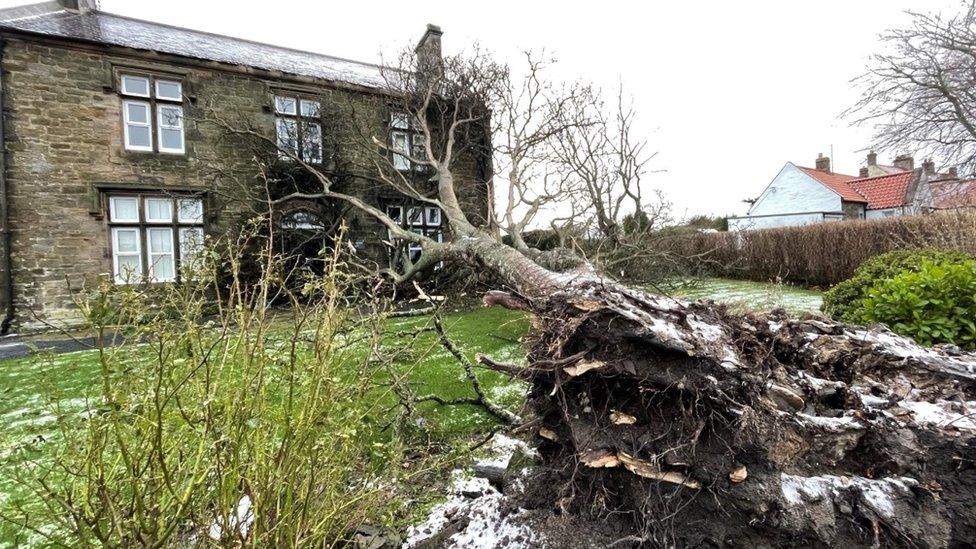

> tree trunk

[{"left": 478, "top": 258, "right": 976, "bottom": 547}]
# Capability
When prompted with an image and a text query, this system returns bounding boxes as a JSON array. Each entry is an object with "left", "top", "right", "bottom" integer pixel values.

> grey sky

[{"left": 1, "top": 0, "right": 963, "bottom": 218}]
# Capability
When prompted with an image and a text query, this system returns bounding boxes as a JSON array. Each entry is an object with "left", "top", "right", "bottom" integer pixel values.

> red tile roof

[
  {"left": 799, "top": 167, "right": 867, "bottom": 203},
  {"left": 849, "top": 172, "right": 914, "bottom": 209}
]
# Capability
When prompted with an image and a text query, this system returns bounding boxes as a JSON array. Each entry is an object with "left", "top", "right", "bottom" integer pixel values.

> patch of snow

[
  {"left": 687, "top": 316, "right": 723, "bottom": 342},
  {"left": 780, "top": 473, "right": 918, "bottom": 521},
  {"left": 404, "top": 471, "right": 536, "bottom": 548},
  {"left": 476, "top": 434, "right": 538, "bottom": 470},
  {"left": 897, "top": 400, "right": 976, "bottom": 431},
  {"left": 207, "top": 495, "right": 253, "bottom": 541},
  {"left": 859, "top": 394, "right": 890, "bottom": 409},
  {"left": 797, "top": 413, "right": 863, "bottom": 432}
]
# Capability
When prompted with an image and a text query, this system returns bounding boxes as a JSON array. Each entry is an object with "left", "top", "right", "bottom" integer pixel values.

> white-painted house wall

[{"left": 728, "top": 163, "right": 843, "bottom": 231}]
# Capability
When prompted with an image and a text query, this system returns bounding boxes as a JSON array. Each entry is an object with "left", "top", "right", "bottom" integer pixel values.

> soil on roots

[{"left": 494, "top": 280, "right": 976, "bottom": 547}]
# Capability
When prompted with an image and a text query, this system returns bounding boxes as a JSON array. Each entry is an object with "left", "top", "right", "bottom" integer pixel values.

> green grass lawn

[
  {"left": 667, "top": 277, "right": 823, "bottom": 314},
  {"left": 0, "top": 306, "right": 530, "bottom": 547}
]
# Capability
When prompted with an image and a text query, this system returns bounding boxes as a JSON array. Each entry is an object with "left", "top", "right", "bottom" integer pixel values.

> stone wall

[{"left": 0, "top": 37, "right": 488, "bottom": 330}]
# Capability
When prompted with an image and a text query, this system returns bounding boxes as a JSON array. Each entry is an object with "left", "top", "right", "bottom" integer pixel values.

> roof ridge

[{"left": 83, "top": 9, "right": 387, "bottom": 71}]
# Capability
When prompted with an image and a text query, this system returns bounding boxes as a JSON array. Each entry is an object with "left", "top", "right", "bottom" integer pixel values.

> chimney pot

[
  {"left": 57, "top": 0, "right": 97, "bottom": 12},
  {"left": 815, "top": 153, "right": 831, "bottom": 173},
  {"left": 922, "top": 159, "right": 936, "bottom": 175},
  {"left": 867, "top": 150, "right": 877, "bottom": 166},
  {"left": 893, "top": 154, "right": 914, "bottom": 172},
  {"left": 859, "top": 167, "right": 869, "bottom": 177}
]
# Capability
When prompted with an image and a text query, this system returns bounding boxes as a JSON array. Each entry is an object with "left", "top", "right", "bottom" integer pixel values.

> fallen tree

[{"left": 211, "top": 35, "right": 976, "bottom": 546}]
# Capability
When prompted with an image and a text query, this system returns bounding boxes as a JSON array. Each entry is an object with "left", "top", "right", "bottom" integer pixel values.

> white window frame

[
  {"left": 274, "top": 94, "right": 323, "bottom": 164},
  {"left": 144, "top": 197, "right": 174, "bottom": 224},
  {"left": 122, "top": 99, "right": 153, "bottom": 152},
  {"left": 109, "top": 196, "right": 140, "bottom": 222},
  {"left": 156, "top": 104, "right": 185, "bottom": 154},
  {"left": 177, "top": 198, "right": 204, "bottom": 223},
  {"left": 121, "top": 75, "right": 151, "bottom": 98},
  {"left": 107, "top": 193, "right": 205, "bottom": 285},
  {"left": 300, "top": 99, "right": 320, "bottom": 117},
  {"left": 112, "top": 227, "right": 143, "bottom": 284},
  {"left": 275, "top": 96, "right": 297, "bottom": 115},
  {"left": 392, "top": 131, "right": 410, "bottom": 171},
  {"left": 119, "top": 73, "right": 185, "bottom": 154},
  {"left": 154, "top": 79, "right": 182, "bottom": 101},
  {"left": 425, "top": 207, "right": 441, "bottom": 226}
]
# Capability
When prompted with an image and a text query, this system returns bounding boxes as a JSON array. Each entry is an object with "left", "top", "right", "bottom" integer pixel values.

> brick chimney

[
  {"left": 859, "top": 167, "right": 869, "bottom": 177},
  {"left": 815, "top": 153, "right": 831, "bottom": 173},
  {"left": 58, "top": 0, "right": 98, "bottom": 12},
  {"left": 893, "top": 154, "right": 914, "bottom": 171},
  {"left": 415, "top": 24, "right": 443, "bottom": 74},
  {"left": 922, "top": 159, "right": 936, "bottom": 175},
  {"left": 867, "top": 150, "right": 878, "bottom": 167}
]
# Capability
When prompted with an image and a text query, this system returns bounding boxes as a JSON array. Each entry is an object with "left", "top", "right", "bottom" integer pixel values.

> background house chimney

[
  {"left": 949, "top": 166, "right": 959, "bottom": 178},
  {"left": 867, "top": 151, "right": 878, "bottom": 166},
  {"left": 415, "top": 24, "right": 443, "bottom": 73},
  {"left": 922, "top": 159, "right": 936, "bottom": 175},
  {"left": 815, "top": 153, "right": 831, "bottom": 173},
  {"left": 893, "top": 154, "right": 914, "bottom": 171},
  {"left": 859, "top": 167, "right": 869, "bottom": 177},
  {"left": 58, "top": 0, "right": 98, "bottom": 12}
]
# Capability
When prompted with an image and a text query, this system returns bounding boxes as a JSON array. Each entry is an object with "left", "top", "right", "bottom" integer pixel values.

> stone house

[
  {"left": 727, "top": 153, "right": 954, "bottom": 231},
  {"left": 0, "top": 0, "right": 491, "bottom": 332}
]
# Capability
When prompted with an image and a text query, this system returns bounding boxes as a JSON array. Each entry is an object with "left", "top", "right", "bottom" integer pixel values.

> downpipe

[{"left": 0, "top": 38, "right": 13, "bottom": 335}]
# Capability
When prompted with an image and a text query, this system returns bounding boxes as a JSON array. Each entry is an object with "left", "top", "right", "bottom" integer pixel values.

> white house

[{"left": 728, "top": 153, "right": 932, "bottom": 231}]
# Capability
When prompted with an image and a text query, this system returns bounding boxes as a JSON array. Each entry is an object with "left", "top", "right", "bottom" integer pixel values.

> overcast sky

[{"left": 2, "top": 0, "right": 964, "bottom": 218}]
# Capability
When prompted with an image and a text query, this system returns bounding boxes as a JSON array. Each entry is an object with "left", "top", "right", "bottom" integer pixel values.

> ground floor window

[
  {"left": 384, "top": 202, "right": 443, "bottom": 265},
  {"left": 107, "top": 194, "right": 205, "bottom": 284}
]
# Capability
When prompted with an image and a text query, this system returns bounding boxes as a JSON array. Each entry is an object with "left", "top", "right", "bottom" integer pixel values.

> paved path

[{"left": 0, "top": 333, "right": 123, "bottom": 361}]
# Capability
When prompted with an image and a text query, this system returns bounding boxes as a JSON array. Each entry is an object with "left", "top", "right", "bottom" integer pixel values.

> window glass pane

[
  {"left": 276, "top": 118, "right": 298, "bottom": 155},
  {"left": 300, "top": 100, "right": 320, "bottom": 117},
  {"left": 385, "top": 205, "right": 403, "bottom": 223},
  {"left": 127, "top": 125, "right": 152, "bottom": 148},
  {"left": 392, "top": 132, "right": 410, "bottom": 170},
  {"left": 115, "top": 255, "right": 142, "bottom": 282},
  {"left": 180, "top": 227, "right": 205, "bottom": 267},
  {"left": 158, "top": 105, "right": 183, "bottom": 128},
  {"left": 408, "top": 207, "right": 423, "bottom": 226},
  {"left": 303, "top": 122, "right": 322, "bottom": 163},
  {"left": 411, "top": 134, "right": 426, "bottom": 156},
  {"left": 145, "top": 198, "right": 173, "bottom": 222},
  {"left": 177, "top": 198, "right": 204, "bottom": 223},
  {"left": 160, "top": 128, "right": 183, "bottom": 152},
  {"left": 155, "top": 80, "right": 182, "bottom": 101},
  {"left": 148, "top": 228, "right": 173, "bottom": 253},
  {"left": 426, "top": 207, "right": 441, "bottom": 226},
  {"left": 126, "top": 102, "right": 150, "bottom": 124},
  {"left": 149, "top": 253, "right": 175, "bottom": 281},
  {"left": 115, "top": 229, "right": 139, "bottom": 252},
  {"left": 110, "top": 197, "right": 139, "bottom": 222},
  {"left": 121, "top": 75, "right": 150, "bottom": 97},
  {"left": 274, "top": 96, "right": 296, "bottom": 115},
  {"left": 391, "top": 112, "right": 409, "bottom": 129}
]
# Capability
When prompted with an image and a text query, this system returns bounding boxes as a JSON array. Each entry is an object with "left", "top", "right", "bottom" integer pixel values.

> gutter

[{"left": 0, "top": 37, "right": 11, "bottom": 334}]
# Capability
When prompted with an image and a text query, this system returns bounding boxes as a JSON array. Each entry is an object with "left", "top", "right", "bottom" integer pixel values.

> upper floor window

[
  {"left": 274, "top": 95, "right": 322, "bottom": 163},
  {"left": 390, "top": 112, "right": 427, "bottom": 172},
  {"left": 107, "top": 194, "right": 204, "bottom": 284},
  {"left": 120, "top": 74, "right": 185, "bottom": 154}
]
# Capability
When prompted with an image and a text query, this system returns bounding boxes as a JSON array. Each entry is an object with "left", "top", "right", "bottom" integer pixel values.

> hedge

[{"left": 657, "top": 210, "right": 976, "bottom": 287}]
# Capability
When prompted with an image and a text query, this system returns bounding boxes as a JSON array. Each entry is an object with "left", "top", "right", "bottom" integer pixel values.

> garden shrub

[
  {"left": 821, "top": 248, "right": 974, "bottom": 322},
  {"left": 860, "top": 259, "right": 976, "bottom": 349}
]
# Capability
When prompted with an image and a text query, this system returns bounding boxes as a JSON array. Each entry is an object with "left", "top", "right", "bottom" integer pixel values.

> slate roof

[
  {"left": 0, "top": 2, "right": 388, "bottom": 89},
  {"left": 848, "top": 172, "right": 914, "bottom": 210},
  {"left": 930, "top": 179, "right": 976, "bottom": 209},
  {"left": 798, "top": 167, "right": 867, "bottom": 203}
]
